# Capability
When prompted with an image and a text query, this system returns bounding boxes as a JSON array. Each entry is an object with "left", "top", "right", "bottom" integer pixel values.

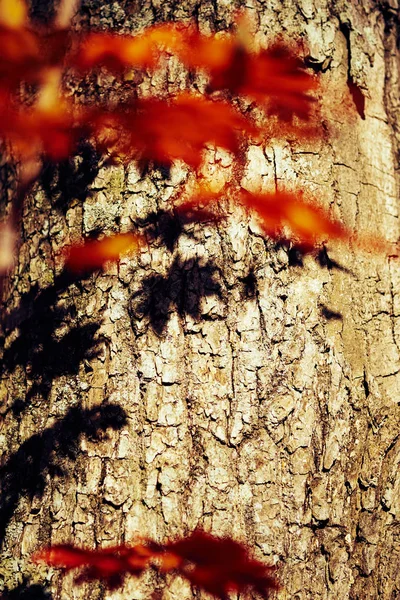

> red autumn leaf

[
  {"left": 32, "top": 531, "right": 279, "bottom": 598},
  {"left": 69, "top": 23, "right": 234, "bottom": 74},
  {"left": 69, "top": 31, "right": 159, "bottom": 72},
  {"left": 68, "top": 23, "right": 317, "bottom": 123},
  {"left": 0, "top": 23, "right": 69, "bottom": 91},
  {"left": 239, "top": 189, "right": 346, "bottom": 248},
  {"left": 0, "top": 0, "right": 34, "bottom": 89},
  {"left": 91, "top": 94, "right": 258, "bottom": 168},
  {"left": 0, "top": 90, "right": 257, "bottom": 168},
  {"left": 0, "top": 26, "right": 41, "bottom": 89},
  {"left": 182, "top": 184, "right": 348, "bottom": 250},
  {"left": 69, "top": 23, "right": 316, "bottom": 119},
  {"left": 169, "top": 25, "right": 235, "bottom": 72},
  {"left": 164, "top": 530, "right": 279, "bottom": 598},
  {"left": 32, "top": 543, "right": 157, "bottom": 590},
  {"left": 33, "top": 545, "right": 95, "bottom": 569},
  {"left": 0, "top": 95, "right": 80, "bottom": 160},
  {"left": 64, "top": 232, "right": 145, "bottom": 274},
  {"left": 186, "top": 184, "right": 399, "bottom": 256},
  {"left": 208, "top": 43, "right": 318, "bottom": 121}
]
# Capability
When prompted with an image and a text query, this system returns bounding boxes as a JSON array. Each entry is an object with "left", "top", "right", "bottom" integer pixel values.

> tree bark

[{"left": 1, "top": 1, "right": 400, "bottom": 599}]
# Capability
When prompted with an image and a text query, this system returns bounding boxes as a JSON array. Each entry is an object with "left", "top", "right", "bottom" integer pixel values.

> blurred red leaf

[
  {"left": 69, "top": 24, "right": 317, "bottom": 123},
  {"left": 33, "top": 531, "right": 279, "bottom": 598},
  {"left": 182, "top": 185, "right": 348, "bottom": 250},
  {"left": 208, "top": 43, "right": 318, "bottom": 121},
  {"left": 164, "top": 530, "right": 279, "bottom": 598},
  {"left": 0, "top": 95, "right": 79, "bottom": 160},
  {"left": 69, "top": 23, "right": 234, "bottom": 74},
  {"left": 33, "top": 545, "right": 95, "bottom": 569},
  {"left": 184, "top": 184, "right": 399, "bottom": 256},
  {"left": 0, "top": 26, "right": 69, "bottom": 92},
  {"left": 64, "top": 232, "right": 144, "bottom": 274},
  {"left": 69, "top": 31, "right": 159, "bottom": 72},
  {"left": 0, "top": 91, "right": 257, "bottom": 168},
  {"left": 239, "top": 189, "right": 346, "bottom": 248},
  {"left": 32, "top": 543, "right": 157, "bottom": 590},
  {"left": 0, "top": 26, "right": 40, "bottom": 88},
  {"left": 91, "top": 94, "right": 259, "bottom": 167}
]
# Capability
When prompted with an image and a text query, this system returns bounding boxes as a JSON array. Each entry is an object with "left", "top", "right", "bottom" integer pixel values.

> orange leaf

[
  {"left": 64, "top": 232, "right": 144, "bottom": 274},
  {"left": 91, "top": 94, "right": 258, "bottom": 167},
  {"left": 33, "top": 545, "right": 93, "bottom": 569},
  {"left": 0, "top": 27, "right": 41, "bottom": 88},
  {"left": 0, "top": 26, "right": 69, "bottom": 92},
  {"left": 69, "top": 23, "right": 234, "bottom": 73},
  {"left": 70, "top": 32, "right": 159, "bottom": 71},
  {"left": 69, "top": 25, "right": 317, "bottom": 123},
  {"left": 157, "top": 24, "right": 235, "bottom": 71},
  {"left": 0, "top": 0, "right": 28, "bottom": 29},
  {"left": 239, "top": 189, "right": 346, "bottom": 248},
  {"left": 209, "top": 43, "right": 319, "bottom": 121},
  {"left": 0, "top": 96, "right": 78, "bottom": 160},
  {"left": 186, "top": 184, "right": 399, "bottom": 256},
  {"left": 0, "top": 92, "right": 257, "bottom": 167}
]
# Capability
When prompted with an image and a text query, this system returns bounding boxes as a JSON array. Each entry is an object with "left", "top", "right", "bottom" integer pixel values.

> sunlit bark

[{"left": 1, "top": 1, "right": 400, "bottom": 599}]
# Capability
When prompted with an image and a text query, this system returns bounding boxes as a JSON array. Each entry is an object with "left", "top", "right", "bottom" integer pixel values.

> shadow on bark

[
  {"left": 40, "top": 142, "right": 102, "bottom": 215},
  {"left": 0, "top": 403, "right": 127, "bottom": 546},
  {"left": 274, "top": 241, "right": 353, "bottom": 274},
  {"left": 129, "top": 255, "right": 224, "bottom": 335},
  {"left": 315, "top": 246, "right": 353, "bottom": 275},
  {"left": 140, "top": 207, "right": 225, "bottom": 253},
  {"left": 29, "top": 0, "right": 55, "bottom": 25},
  {"left": 320, "top": 305, "right": 343, "bottom": 321},
  {"left": 140, "top": 210, "right": 184, "bottom": 252},
  {"left": 1, "top": 271, "right": 103, "bottom": 406},
  {"left": 1, "top": 580, "right": 53, "bottom": 600}
]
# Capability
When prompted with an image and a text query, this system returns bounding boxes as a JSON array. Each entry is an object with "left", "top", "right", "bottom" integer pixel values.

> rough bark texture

[{"left": 1, "top": 1, "right": 400, "bottom": 599}]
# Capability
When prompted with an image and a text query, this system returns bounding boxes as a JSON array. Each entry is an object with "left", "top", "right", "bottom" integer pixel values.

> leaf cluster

[
  {"left": 33, "top": 530, "right": 279, "bottom": 599},
  {"left": 0, "top": 0, "right": 364, "bottom": 276}
]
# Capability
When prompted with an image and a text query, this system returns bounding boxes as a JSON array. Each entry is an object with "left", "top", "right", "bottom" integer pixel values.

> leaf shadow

[
  {"left": 273, "top": 241, "right": 353, "bottom": 273},
  {"left": 1, "top": 270, "right": 103, "bottom": 407},
  {"left": 40, "top": 142, "right": 102, "bottom": 215},
  {"left": 320, "top": 304, "right": 343, "bottom": 321},
  {"left": 0, "top": 403, "right": 127, "bottom": 546},
  {"left": 141, "top": 209, "right": 184, "bottom": 253},
  {"left": 141, "top": 206, "right": 224, "bottom": 253},
  {"left": 1, "top": 580, "right": 53, "bottom": 600},
  {"left": 238, "top": 270, "right": 257, "bottom": 298},
  {"left": 29, "top": 0, "right": 56, "bottom": 26},
  {"left": 316, "top": 246, "right": 354, "bottom": 275},
  {"left": 129, "top": 255, "right": 224, "bottom": 335}
]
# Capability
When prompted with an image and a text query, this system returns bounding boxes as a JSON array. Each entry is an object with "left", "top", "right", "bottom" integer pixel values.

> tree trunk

[{"left": 1, "top": 1, "right": 400, "bottom": 599}]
